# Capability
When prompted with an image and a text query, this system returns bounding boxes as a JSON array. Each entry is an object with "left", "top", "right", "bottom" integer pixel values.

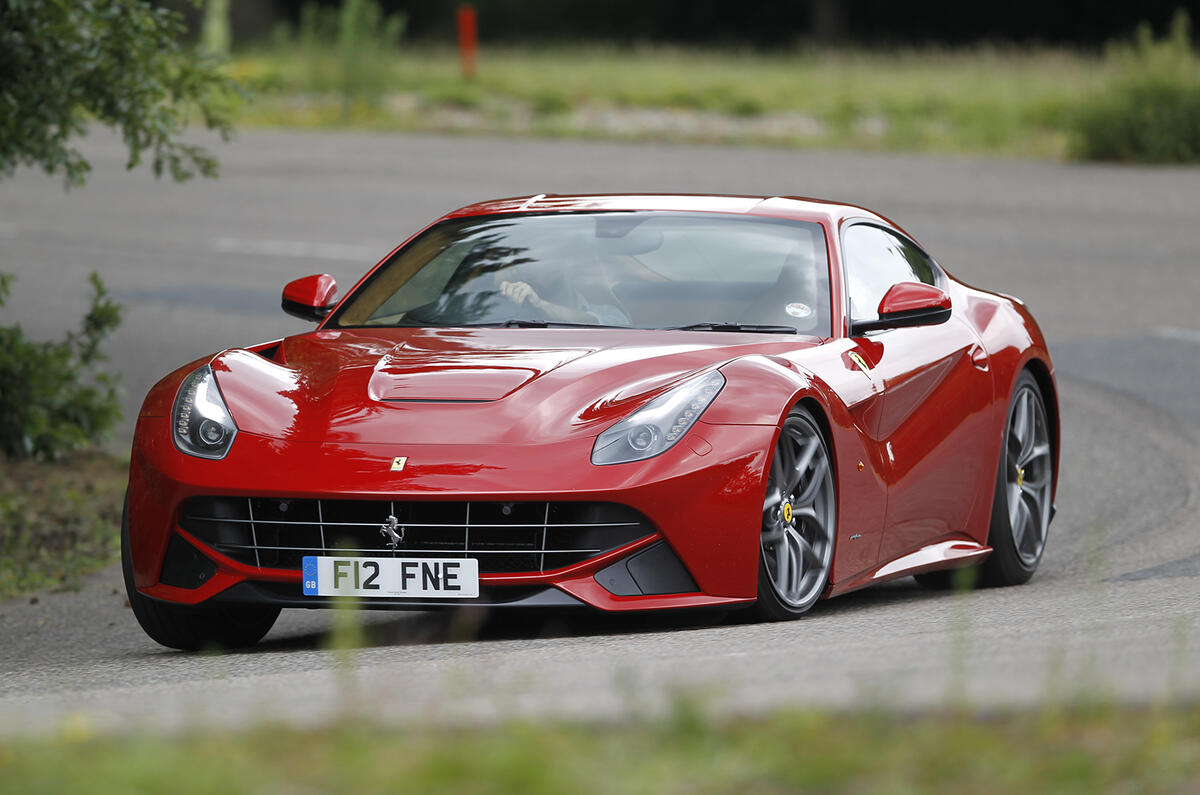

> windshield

[{"left": 329, "top": 211, "right": 831, "bottom": 336}]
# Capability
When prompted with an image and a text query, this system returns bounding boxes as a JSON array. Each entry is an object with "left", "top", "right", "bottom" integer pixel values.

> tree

[
  {"left": 0, "top": 0, "right": 239, "bottom": 188},
  {"left": 0, "top": 1, "right": 234, "bottom": 459}
]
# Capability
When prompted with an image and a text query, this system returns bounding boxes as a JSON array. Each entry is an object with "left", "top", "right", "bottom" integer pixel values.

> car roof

[{"left": 441, "top": 193, "right": 899, "bottom": 232}]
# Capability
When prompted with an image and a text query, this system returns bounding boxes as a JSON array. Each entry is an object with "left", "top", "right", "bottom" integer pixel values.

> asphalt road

[{"left": 1, "top": 131, "right": 1198, "bottom": 736}]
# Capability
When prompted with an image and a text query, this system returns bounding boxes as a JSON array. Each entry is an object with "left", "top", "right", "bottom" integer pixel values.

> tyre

[
  {"left": 122, "top": 496, "right": 280, "bottom": 651},
  {"left": 751, "top": 406, "right": 837, "bottom": 620},
  {"left": 980, "top": 370, "right": 1054, "bottom": 586}
]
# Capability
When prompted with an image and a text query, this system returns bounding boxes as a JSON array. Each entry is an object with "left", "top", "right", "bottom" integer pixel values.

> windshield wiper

[
  {"left": 463, "top": 319, "right": 630, "bottom": 329},
  {"left": 666, "top": 322, "right": 798, "bottom": 334},
  {"left": 500, "top": 319, "right": 551, "bottom": 328}
]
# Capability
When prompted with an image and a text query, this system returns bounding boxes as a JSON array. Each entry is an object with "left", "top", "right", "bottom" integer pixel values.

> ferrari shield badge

[{"left": 390, "top": 456, "right": 408, "bottom": 471}]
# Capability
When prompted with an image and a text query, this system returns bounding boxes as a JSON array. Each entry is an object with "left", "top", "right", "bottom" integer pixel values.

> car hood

[{"left": 211, "top": 328, "right": 820, "bottom": 445}]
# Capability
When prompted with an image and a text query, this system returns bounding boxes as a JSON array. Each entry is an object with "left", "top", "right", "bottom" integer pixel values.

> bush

[
  {"left": 1072, "top": 11, "right": 1200, "bottom": 162},
  {"left": 268, "top": 0, "right": 405, "bottom": 111},
  {"left": 0, "top": 272, "right": 123, "bottom": 460}
]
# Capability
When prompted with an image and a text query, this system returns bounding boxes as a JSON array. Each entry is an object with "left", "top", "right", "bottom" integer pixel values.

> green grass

[
  {"left": 230, "top": 44, "right": 1108, "bottom": 158},
  {"left": 2, "top": 705, "right": 1197, "bottom": 794},
  {"left": 0, "top": 454, "right": 126, "bottom": 599}
]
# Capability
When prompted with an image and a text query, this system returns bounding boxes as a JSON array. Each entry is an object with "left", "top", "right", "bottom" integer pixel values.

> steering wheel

[{"left": 496, "top": 282, "right": 552, "bottom": 322}]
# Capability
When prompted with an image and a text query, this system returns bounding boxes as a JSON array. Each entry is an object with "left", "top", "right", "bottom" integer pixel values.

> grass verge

[
  {"left": 1, "top": 705, "right": 1197, "bottom": 793},
  {"left": 231, "top": 44, "right": 1103, "bottom": 158},
  {"left": 0, "top": 453, "right": 126, "bottom": 600}
]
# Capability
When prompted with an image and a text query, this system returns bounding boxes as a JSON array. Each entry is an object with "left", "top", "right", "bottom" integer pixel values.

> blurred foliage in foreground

[
  {"left": 0, "top": 453, "right": 126, "bottom": 600},
  {"left": 0, "top": 273, "right": 122, "bottom": 461},
  {"left": 0, "top": 0, "right": 239, "bottom": 188},
  {"left": 1072, "top": 11, "right": 1200, "bottom": 162},
  {"left": 1, "top": 705, "right": 1197, "bottom": 794},
  {"left": 231, "top": 10, "right": 1200, "bottom": 162}
]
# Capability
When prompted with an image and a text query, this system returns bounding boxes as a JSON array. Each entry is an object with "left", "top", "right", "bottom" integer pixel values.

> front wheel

[
  {"left": 122, "top": 497, "right": 280, "bottom": 651},
  {"left": 751, "top": 406, "right": 837, "bottom": 620}
]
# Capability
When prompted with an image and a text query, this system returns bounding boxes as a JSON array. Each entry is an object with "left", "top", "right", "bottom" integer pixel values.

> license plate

[{"left": 302, "top": 556, "right": 480, "bottom": 598}]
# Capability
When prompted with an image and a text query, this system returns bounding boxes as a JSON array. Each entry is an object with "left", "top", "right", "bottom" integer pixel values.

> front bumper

[{"left": 128, "top": 415, "right": 774, "bottom": 612}]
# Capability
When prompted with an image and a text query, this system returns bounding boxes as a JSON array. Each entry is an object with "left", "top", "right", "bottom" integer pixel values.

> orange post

[{"left": 457, "top": 4, "right": 477, "bottom": 80}]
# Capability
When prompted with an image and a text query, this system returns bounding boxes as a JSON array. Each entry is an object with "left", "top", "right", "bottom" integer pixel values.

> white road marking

[
  {"left": 1154, "top": 326, "right": 1200, "bottom": 345},
  {"left": 211, "top": 237, "right": 383, "bottom": 262}
]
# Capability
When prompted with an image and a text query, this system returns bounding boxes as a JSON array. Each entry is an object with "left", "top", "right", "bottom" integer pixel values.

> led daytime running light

[
  {"left": 591, "top": 371, "right": 725, "bottom": 465},
  {"left": 172, "top": 365, "right": 238, "bottom": 459}
]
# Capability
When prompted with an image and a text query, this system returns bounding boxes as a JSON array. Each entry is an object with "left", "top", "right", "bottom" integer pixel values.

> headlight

[
  {"left": 172, "top": 365, "right": 238, "bottom": 459},
  {"left": 591, "top": 371, "right": 725, "bottom": 465}
]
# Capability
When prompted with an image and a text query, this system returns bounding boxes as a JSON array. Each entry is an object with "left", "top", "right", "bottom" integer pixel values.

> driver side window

[{"left": 843, "top": 225, "right": 938, "bottom": 322}]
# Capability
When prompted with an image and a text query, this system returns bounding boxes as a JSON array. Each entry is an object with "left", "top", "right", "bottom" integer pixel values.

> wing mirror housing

[
  {"left": 850, "top": 282, "right": 951, "bottom": 336},
  {"left": 282, "top": 274, "right": 338, "bottom": 322}
]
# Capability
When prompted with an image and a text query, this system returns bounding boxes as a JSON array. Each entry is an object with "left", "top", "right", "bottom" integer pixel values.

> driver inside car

[{"left": 496, "top": 254, "right": 631, "bottom": 326}]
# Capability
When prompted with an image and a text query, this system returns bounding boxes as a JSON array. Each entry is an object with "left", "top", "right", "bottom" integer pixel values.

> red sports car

[{"left": 124, "top": 194, "right": 1058, "bottom": 650}]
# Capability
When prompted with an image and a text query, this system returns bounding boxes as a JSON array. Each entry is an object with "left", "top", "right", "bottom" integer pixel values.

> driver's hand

[{"left": 499, "top": 280, "right": 542, "bottom": 308}]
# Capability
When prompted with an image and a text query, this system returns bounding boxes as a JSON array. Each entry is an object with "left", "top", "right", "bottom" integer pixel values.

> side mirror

[
  {"left": 282, "top": 274, "right": 338, "bottom": 322},
  {"left": 850, "top": 282, "right": 951, "bottom": 336}
]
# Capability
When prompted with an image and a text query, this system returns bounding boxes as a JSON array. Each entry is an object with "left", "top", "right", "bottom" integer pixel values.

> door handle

[
  {"left": 969, "top": 344, "right": 989, "bottom": 371},
  {"left": 848, "top": 351, "right": 872, "bottom": 372}
]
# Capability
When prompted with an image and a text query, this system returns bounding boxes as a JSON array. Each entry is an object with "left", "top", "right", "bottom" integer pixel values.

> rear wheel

[
  {"left": 122, "top": 497, "right": 280, "bottom": 651},
  {"left": 916, "top": 370, "right": 1053, "bottom": 590},
  {"left": 752, "top": 406, "right": 836, "bottom": 620},
  {"left": 980, "top": 371, "right": 1053, "bottom": 586}
]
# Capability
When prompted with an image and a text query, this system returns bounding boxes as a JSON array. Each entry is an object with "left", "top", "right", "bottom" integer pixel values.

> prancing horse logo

[{"left": 379, "top": 514, "right": 405, "bottom": 549}]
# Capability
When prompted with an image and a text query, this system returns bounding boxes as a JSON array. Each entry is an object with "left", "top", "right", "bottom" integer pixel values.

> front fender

[{"left": 707, "top": 354, "right": 889, "bottom": 588}]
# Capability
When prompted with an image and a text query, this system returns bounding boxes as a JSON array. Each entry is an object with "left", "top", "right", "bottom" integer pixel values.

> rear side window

[{"left": 843, "top": 225, "right": 938, "bottom": 322}]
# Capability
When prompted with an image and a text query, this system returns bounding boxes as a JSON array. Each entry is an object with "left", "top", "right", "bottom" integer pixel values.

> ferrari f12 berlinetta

[{"left": 124, "top": 194, "right": 1058, "bottom": 649}]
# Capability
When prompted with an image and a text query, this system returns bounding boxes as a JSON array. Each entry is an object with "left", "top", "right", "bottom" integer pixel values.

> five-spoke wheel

[
  {"left": 754, "top": 406, "right": 836, "bottom": 619},
  {"left": 981, "top": 370, "right": 1054, "bottom": 585},
  {"left": 1005, "top": 379, "right": 1053, "bottom": 566}
]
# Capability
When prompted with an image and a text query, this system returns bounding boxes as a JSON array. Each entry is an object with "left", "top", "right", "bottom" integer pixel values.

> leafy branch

[{"left": 0, "top": 0, "right": 240, "bottom": 187}]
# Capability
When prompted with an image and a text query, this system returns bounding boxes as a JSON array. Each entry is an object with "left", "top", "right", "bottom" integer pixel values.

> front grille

[{"left": 180, "top": 497, "right": 654, "bottom": 574}]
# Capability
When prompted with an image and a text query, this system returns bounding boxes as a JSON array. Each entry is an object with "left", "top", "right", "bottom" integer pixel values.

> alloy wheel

[
  {"left": 761, "top": 413, "right": 836, "bottom": 609},
  {"left": 1005, "top": 383, "right": 1053, "bottom": 566}
]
